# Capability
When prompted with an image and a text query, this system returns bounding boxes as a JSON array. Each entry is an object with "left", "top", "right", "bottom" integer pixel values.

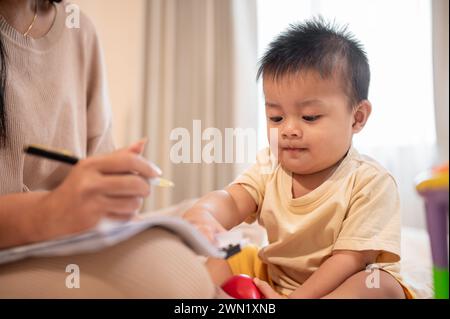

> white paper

[{"left": 0, "top": 215, "right": 228, "bottom": 265}]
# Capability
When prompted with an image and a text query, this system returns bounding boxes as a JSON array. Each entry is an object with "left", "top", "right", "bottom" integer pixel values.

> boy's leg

[{"left": 321, "top": 270, "right": 406, "bottom": 299}]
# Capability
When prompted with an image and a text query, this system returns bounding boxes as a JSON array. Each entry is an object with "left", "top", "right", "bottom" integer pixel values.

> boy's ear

[{"left": 352, "top": 100, "right": 372, "bottom": 134}]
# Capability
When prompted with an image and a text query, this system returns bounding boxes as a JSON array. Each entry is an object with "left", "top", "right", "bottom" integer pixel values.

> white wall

[
  {"left": 72, "top": 0, "right": 147, "bottom": 148},
  {"left": 432, "top": 0, "right": 449, "bottom": 162}
]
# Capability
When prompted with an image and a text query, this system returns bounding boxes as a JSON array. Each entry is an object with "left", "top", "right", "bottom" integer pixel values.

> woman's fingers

[
  {"left": 85, "top": 152, "right": 161, "bottom": 178},
  {"left": 102, "top": 195, "right": 144, "bottom": 215},
  {"left": 100, "top": 175, "right": 151, "bottom": 197},
  {"left": 106, "top": 212, "right": 135, "bottom": 221}
]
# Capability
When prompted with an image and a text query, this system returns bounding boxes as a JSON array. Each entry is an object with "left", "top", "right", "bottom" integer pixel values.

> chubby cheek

[
  {"left": 308, "top": 130, "right": 344, "bottom": 156},
  {"left": 276, "top": 134, "right": 344, "bottom": 173},
  {"left": 326, "top": 127, "right": 353, "bottom": 154}
]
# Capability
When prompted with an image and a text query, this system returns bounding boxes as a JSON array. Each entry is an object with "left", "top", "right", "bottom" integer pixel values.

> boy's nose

[{"left": 281, "top": 122, "right": 302, "bottom": 139}]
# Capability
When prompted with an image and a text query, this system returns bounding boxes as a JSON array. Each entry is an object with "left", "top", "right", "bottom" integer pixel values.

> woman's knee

[
  {"left": 121, "top": 227, "right": 215, "bottom": 298},
  {"left": 0, "top": 227, "right": 215, "bottom": 298}
]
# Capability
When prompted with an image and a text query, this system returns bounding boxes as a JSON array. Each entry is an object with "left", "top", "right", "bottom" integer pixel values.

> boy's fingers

[
  {"left": 253, "top": 278, "right": 272, "bottom": 297},
  {"left": 253, "top": 278, "right": 266, "bottom": 288},
  {"left": 195, "top": 224, "right": 216, "bottom": 243},
  {"left": 215, "top": 223, "right": 227, "bottom": 233},
  {"left": 253, "top": 278, "right": 284, "bottom": 299}
]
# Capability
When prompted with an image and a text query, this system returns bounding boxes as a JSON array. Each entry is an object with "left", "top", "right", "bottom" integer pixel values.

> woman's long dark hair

[
  {"left": 0, "top": 31, "right": 7, "bottom": 148},
  {"left": 0, "top": 0, "right": 62, "bottom": 147}
]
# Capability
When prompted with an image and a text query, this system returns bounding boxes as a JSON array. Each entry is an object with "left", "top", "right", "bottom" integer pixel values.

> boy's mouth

[{"left": 281, "top": 147, "right": 308, "bottom": 152}]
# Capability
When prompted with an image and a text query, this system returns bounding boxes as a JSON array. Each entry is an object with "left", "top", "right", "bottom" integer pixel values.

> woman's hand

[{"left": 37, "top": 140, "right": 161, "bottom": 240}]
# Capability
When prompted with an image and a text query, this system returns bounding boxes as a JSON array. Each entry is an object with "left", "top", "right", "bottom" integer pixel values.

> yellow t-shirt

[{"left": 231, "top": 146, "right": 405, "bottom": 296}]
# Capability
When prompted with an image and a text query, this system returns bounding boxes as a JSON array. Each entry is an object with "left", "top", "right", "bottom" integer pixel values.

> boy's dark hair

[{"left": 257, "top": 16, "right": 370, "bottom": 107}]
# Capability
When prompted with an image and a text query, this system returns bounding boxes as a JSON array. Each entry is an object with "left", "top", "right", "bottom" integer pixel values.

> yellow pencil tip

[{"left": 160, "top": 178, "right": 175, "bottom": 187}]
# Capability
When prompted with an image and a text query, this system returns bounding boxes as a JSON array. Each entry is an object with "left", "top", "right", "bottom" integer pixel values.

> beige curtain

[
  {"left": 431, "top": 0, "right": 449, "bottom": 162},
  {"left": 127, "top": 0, "right": 258, "bottom": 211}
]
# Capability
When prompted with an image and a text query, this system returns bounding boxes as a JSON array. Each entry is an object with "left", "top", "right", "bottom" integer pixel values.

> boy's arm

[
  {"left": 288, "top": 250, "right": 379, "bottom": 298},
  {"left": 183, "top": 184, "right": 257, "bottom": 241}
]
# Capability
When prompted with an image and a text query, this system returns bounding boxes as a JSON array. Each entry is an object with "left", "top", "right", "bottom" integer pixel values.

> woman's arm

[{"left": 0, "top": 192, "right": 52, "bottom": 249}]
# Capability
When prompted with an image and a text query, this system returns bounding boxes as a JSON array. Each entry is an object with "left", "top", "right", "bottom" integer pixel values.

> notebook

[{"left": 0, "top": 215, "right": 243, "bottom": 265}]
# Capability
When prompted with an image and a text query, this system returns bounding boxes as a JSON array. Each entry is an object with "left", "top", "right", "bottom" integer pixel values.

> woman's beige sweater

[{"left": 0, "top": 1, "right": 115, "bottom": 195}]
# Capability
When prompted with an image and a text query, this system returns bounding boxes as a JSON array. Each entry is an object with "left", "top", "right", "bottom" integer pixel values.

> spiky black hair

[{"left": 257, "top": 16, "right": 370, "bottom": 106}]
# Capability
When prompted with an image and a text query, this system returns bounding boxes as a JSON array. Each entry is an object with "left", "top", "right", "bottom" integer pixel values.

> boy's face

[{"left": 264, "top": 71, "right": 356, "bottom": 175}]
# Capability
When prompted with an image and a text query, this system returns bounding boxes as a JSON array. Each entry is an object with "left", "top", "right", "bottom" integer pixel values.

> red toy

[{"left": 221, "top": 274, "right": 264, "bottom": 299}]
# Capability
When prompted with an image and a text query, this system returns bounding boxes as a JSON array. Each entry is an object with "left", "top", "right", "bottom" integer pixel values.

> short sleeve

[
  {"left": 85, "top": 21, "right": 115, "bottom": 156},
  {"left": 333, "top": 169, "right": 401, "bottom": 263},
  {"left": 230, "top": 148, "right": 275, "bottom": 223}
]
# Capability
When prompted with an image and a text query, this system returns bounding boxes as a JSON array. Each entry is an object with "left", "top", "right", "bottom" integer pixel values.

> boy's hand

[
  {"left": 253, "top": 278, "right": 287, "bottom": 299},
  {"left": 183, "top": 208, "right": 227, "bottom": 244},
  {"left": 183, "top": 186, "right": 257, "bottom": 244}
]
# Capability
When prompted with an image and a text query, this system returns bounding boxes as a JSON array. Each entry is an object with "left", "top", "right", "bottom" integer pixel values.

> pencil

[
  {"left": 23, "top": 144, "right": 174, "bottom": 188},
  {"left": 24, "top": 144, "right": 79, "bottom": 164}
]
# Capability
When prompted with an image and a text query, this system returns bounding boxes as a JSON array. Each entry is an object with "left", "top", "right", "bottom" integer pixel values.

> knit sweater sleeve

[{"left": 84, "top": 18, "right": 115, "bottom": 156}]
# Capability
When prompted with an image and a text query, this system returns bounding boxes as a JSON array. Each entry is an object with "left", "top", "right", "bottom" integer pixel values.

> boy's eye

[
  {"left": 303, "top": 115, "right": 321, "bottom": 122},
  {"left": 269, "top": 116, "right": 283, "bottom": 123}
]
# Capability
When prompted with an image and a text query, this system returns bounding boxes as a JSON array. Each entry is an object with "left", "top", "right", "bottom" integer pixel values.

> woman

[{"left": 0, "top": 0, "right": 214, "bottom": 298}]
